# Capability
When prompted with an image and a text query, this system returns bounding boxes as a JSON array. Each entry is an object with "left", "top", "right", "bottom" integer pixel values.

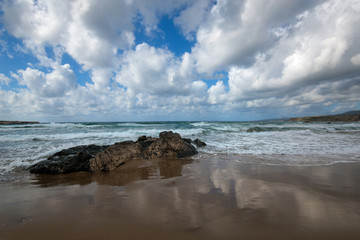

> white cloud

[
  {"left": 1, "top": 0, "right": 71, "bottom": 45},
  {"left": 191, "top": 0, "right": 323, "bottom": 74},
  {"left": 351, "top": 53, "right": 360, "bottom": 66},
  {"left": 191, "top": 80, "right": 207, "bottom": 97},
  {"left": 174, "top": 0, "right": 211, "bottom": 39},
  {"left": 64, "top": 0, "right": 136, "bottom": 71},
  {"left": 87, "top": 68, "right": 114, "bottom": 91},
  {"left": 218, "top": 0, "right": 360, "bottom": 109},
  {"left": 0, "top": 73, "right": 11, "bottom": 85},
  {"left": 0, "top": 0, "right": 212, "bottom": 121},
  {"left": 208, "top": 81, "right": 226, "bottom": 104},
  {"left": 15, "top": 64, "right": 76, "bottom": 98},
  {"left": 0, "top": 38, "right": 13, "bottom": 58},
  {"left": 0, "top": 0, "right": 359, "bottom": 120},
  {"left": 133, "top": 0, "right": 193, "bottom": 33},
  {"left": 115, "top": 43, "right": 194, "bottom": 96},
  {"left": 0, "top": 0, "right": 194, "bottom": 85},
  {"left": 78, "top": 0, "right": 134, "bottom": 46},
  {"left": 1, "top": 0, "right": 136, "bottom": 78}
]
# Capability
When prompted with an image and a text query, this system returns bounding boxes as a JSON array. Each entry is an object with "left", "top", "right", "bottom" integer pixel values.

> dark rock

[
  {"left": 29, "top": 132, "right": 205, "bottom": 174},
  {"left": 193, "top": 138, "right": 206, "bottom": 147},
  {"left": 90, "top": 141, "right": 143, "bottom": 172},
  {"left": 47, "top": 145, "right": 108, "bottom": 160},
  {"left": 90, "top": 131, "right": 198, "bottom": 172},
  {"left": 0, "top": 121, "right": 39, "bottom": 125},
  {"left": 246, "top": 127, "right": 264, "bottom": 133},
  {"left": 143, "top": 131, "right": 198, "bottom": 160},
  {"left": 289, "top": 111, "right": 360, "bottom": 122},
  {"left": 137, "top": 136, "right": 156, "bottom": 150},
  {"left": 137, "top": 135, "right": 147, "bottom": 141},
  {"left": 29, "top": 145, "right": 109, "bottom": 174}
]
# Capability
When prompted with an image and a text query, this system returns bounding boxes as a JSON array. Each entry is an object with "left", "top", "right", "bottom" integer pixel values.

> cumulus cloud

[
  {"left": 0, "top": 0, "right": 212, "bottom": 120},
  {"left": 133, "top": 0, "right": 194, "bottom": 33},
  {"left": 174, "top": 0, "right": 212, "bottom": 39},
  {"left": 115, "top": 43, "right": 194, "bottom": 96},
  {"left": 192, "top": 0, "right": 324, "bottom": 74},
  {"left": 207, "top": 0, "right": 360, "bottom": 111},
  {"left": 64, "top": 0, "right": 135, "bottom": 71},
  {"left": 0, "top": 0, "right": 194, "bottom": 82},
  {"left": 1, "top": 0, "right": 135, "bottom": 72},
  {"left": 14, "top": 64, "right": 76, "bottom": 98},
  {"left": 207, "top": 81, "right": 227, "bottom": 104},
  {"left": 1, "top": 0, "right": 71, "bottom": 45},
  {"left": 0, "top": 0, "right": 359, "bottom": 120}
]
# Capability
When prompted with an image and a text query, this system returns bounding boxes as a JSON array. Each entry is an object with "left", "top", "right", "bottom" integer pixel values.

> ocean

[{"left": 1, "top": 121, "right": 360, "bottom": 180}]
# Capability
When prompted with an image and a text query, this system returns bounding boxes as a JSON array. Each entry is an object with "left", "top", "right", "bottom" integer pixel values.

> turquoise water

[{"left": 1, "top": 121, "right": 360, "bottom": 173}]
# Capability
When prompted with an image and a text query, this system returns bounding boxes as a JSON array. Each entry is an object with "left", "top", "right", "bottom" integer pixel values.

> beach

[
  {"left": 1, "top": 156, "right": 360, "bottom": 240},
  {"left": 1, "top": 121, "right": 359, "bottom": 239},
  {"left": 1, "top": 0, "right": 360, "bottom": 238}
]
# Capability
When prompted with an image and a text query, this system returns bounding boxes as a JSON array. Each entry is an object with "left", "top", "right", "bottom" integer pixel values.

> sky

[{"left": 0, "top": 0, "right": 359, "bottom": 122}]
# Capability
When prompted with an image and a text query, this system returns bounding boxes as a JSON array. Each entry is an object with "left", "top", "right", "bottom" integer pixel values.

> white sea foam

[
  {"left": 1, "top": 121, "right": 360, "bottom": 173},
  {"left": 190, "top": 122, "right": 210, "bottom": 127}
]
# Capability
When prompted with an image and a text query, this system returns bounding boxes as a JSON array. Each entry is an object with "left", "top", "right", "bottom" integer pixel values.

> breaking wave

[{"left": 1, "top": 121, "right": 360, "bottom": 173}]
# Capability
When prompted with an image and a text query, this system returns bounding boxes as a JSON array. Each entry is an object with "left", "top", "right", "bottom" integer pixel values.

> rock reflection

[{"left": 31, "top": 158, "right": 193, "bottom": 187}]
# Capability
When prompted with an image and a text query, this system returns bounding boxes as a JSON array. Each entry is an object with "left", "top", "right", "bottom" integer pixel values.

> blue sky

[{"left": 0, "top": 0, "right": 360, "bottom": 122}]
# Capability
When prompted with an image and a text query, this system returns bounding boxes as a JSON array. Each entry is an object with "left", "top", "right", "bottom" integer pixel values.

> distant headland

[
  {"left": 0, "top": 121, "right": 40, "bottom": 125},
  {"left": 290, "top": 111, "right": 360, "bottom": 122}
]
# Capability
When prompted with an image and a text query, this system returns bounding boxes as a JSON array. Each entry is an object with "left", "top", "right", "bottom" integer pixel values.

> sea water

[{"left": 1, "top": 121, "right": 360, "bottom": 175}]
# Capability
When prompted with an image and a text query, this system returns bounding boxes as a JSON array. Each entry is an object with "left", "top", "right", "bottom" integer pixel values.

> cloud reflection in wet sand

[{"left": 1, "top": 157, "right": 360, "bottom": 239}]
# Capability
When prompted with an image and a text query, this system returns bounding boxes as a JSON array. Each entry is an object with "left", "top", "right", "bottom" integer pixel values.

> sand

[{"left": 1, "top": 156, "right": 360, "bottom": 240}]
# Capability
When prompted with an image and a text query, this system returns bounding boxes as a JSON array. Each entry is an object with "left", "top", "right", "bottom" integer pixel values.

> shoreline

[
  {"left": 0, "top": 121, "right": 40, "bottom": 125},
  {"left": 2, "top": 152, "right": 359, "bottom": 184},
  {"left": 1, "top": 157, "right": 360, "bottom": 240}
]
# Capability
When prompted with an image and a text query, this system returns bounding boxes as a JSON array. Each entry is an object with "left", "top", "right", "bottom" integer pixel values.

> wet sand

[{"left": 1, "top": 156, "right": 360, "bottom": 240}]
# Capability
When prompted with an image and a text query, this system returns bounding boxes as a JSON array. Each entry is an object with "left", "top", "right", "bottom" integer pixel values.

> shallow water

[
  {"left": 1, "top": 157, "right": 360, "bottom": 240},
  {"left": 1, "top": 121, "right": 360, "bottom": 178},
  {"left": 1, "top": 121, "right": 359, "bottom": 239}
]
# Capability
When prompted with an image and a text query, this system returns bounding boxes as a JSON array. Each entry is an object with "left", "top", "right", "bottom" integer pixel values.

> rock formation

[
  {"left": 29, "top": 131, "right": 205, "bottom": 174},
  {"left": 289, "top": 111, "right": 360, "bottom": 122},
  {"left": 246, "top": 127, "right": 264, "bottom": 133},
  {"left": 0, "top": 121, "right": 39, "bottom": 124},
  {"left": 29, "top": 145, "right": 109, "bottom": 174},
  {"left": 192, "top": 138, "right": 207, "bottom": 147}
]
